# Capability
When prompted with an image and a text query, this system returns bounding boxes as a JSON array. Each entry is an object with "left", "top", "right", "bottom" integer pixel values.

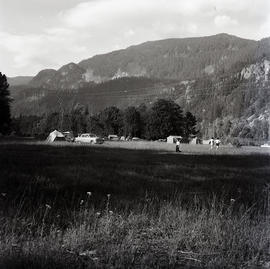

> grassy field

[{"left": 0, "top": 141, "right": 269, "bottom": 268}]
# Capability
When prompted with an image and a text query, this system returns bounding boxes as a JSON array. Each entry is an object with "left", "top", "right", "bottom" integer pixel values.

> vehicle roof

[{"left": 81, "top": 133, "right": 97, "bottom": 136}]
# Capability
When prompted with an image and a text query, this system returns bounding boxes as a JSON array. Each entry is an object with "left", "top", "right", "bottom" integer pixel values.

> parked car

[
  {"left": 63, "top": 131, "right": 75, "bottom": 142},
  {"left": 75, "top": 133, "right": 104, "bottom": 144},
  {"left": 108, "top": 134, "right": 119, "bottom": 141}
]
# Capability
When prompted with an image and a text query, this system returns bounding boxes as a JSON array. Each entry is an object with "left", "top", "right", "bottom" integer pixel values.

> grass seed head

[{"left": 96, "top": 212, "right": 101, "bottom": 217}]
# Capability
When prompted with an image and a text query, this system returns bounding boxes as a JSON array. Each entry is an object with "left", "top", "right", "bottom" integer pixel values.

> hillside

[
  {"left": 8, "top": 33, "right": 270, "bottom": 140},
  {"left": 18, "top": 33, "right": 270, "bottom": 89},
  {"left": 7, "top": 76, "right": 33, "bottom": 86},
  {"left": 79, "top": 34, "right": 259, "bottom": 81}
]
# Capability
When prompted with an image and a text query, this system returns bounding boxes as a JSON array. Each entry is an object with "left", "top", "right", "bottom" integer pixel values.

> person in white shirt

[
  {"left": 176, "top": 139, "right": 181, "bottom": 152},
  {"left": 215, "top": 138, "right": 221, "bottom": 149},
  {"left": 209, "top": 137, "right": 215, "bottom": 150}
]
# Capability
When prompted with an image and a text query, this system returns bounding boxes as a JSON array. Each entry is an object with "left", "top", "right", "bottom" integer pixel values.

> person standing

[
  {"left": 209, "top": 137, "right": 215, "bottom": 150},
  {"left": 176, "top": 139, "right": 181, "bottom": 152},
  {"left": 215, "top": 137, "right": 221, "bottom": 149}
]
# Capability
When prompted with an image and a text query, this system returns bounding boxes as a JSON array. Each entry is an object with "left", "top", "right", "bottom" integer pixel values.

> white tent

[
  {"left": 190, "top": 137, "right": 201, "bottom": 144},
  {"left": 46, "top": 130, "right": 65, "bottom": 142},
  {"left": 167, "top": 135, "right": 182, "bottom": 144},
  {"left": 261, "top": 142, "right": 270, "bottom": 148}
]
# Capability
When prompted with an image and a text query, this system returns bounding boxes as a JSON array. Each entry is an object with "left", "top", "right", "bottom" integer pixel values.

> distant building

[{"left": 167, "top": 135, "right": 182, "bottom": 144}]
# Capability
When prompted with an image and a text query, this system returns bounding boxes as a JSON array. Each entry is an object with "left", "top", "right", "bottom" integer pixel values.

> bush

[{"left": 231, "top": 137, "right": 242, "bottom": 148}]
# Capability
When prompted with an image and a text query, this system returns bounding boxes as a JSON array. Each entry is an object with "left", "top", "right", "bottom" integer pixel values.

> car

[
  {"left": 62, "top": 131, "right": 75, "bottom": 142},
  {"left": 158, "top": 138, "right": 167, "bottom": 142},
  {"left": 108, "top": 134, "right": 119, "bottom": 141},
  {"left": 75, "top": 133, "right": 104, "bottom": 144}
]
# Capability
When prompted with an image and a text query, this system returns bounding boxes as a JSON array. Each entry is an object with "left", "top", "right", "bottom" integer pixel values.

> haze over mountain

[
  {"left": 9, "top": 33, "right": 270, "bottom": 140},
  {"left": 7, "top": 76, "right": 33, "bottom": 86}
]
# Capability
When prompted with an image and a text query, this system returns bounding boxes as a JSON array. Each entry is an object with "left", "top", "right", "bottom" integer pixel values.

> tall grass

[
  {"left": 0, "top": 143, "right": 269, "bottom": 268},
  {"left": 0, "top": 193, "right": 269, "bottom": 268}
]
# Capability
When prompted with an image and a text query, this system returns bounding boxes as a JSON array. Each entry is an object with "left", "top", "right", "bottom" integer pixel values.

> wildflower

[
  {"left": 45, "top": 204, "right": 51, "bottom": 209},
  {"left": 230, "top": 198, "right": 235, "bottom": 203},
  {"left": 79, "top": 250, "right": 97, "bottom": 256},
  {"left": 109, "top": 210, "right": 113, "bottom": 215},
  {"left": 96, "top": 212, "right": 101, "bottom": 217},
  {"left": 87, "top": 192, "right": 92, "bottom": 196},
  {"left": 107, "top": 194, "right": 111, "bottom": 198},
  {"left": 80, "top": 200, "right": 84, "bottom": 205},
  {"left": 92, "top": 257, "right": 99, "bottom": 262}
]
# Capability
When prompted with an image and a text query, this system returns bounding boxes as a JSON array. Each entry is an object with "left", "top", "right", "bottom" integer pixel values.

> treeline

[{"left": 12, "top": 99, "right": 198, "bottom": 141}]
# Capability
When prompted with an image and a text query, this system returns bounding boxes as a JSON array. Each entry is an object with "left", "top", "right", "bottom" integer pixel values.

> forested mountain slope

[{"left": 9, "top": 34, "right": 270, "bottom": 141}]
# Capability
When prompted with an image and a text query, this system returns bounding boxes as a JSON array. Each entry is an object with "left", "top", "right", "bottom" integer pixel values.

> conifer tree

[{"left": 0, "top": 73, "right": 11, "bottom": 134}]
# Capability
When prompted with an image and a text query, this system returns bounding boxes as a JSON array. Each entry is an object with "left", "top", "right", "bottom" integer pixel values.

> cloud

[
  {"left": 214, "top": 15, "right": 238, "bottom": 28},
  {"left": 60, "top": 0, "right": 210, "bottom": 28},
  {"left": 0, "top": 30, "right": 88, "bottom": 76},
  {"left": 1, "top": 0, "right": 270, "bottom": 76},
  {"left": 259, "top": 15, "right": 270, "bottom": 38}
]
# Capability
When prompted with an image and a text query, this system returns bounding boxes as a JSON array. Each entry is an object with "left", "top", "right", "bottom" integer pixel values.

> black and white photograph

[{"left": 0, "top": 0, "right": 270, "bottom": 268}]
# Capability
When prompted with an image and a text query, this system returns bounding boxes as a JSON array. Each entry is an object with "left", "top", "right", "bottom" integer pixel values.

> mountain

[
  {"left": 7, "top": 76, "right": 33, "bottom": 86},
  {"left": 78, "top": 33, "right": 259, "bottom": 81},
  {"left": 29, "top": 69, "right": 57, "bottom": 88},
  {"left": 23, "top": 33, "right": 268, "bottom": 89},
  {"left": 28, "top": 63, "right": 88, "bottom": 89},
  {"left": 8, "top": 33, "right": 270, "bottom": 141}
]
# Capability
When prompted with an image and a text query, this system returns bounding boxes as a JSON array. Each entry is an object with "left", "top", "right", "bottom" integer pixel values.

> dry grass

[
  {"left": 0, "top": 197, "right": 269, "bottom": 269},
  {"left": 0, "top": 142, "right": 269, "bottom": 268},
  {"left": 45, "top": 140, "right": 270, "bottom": 155}
]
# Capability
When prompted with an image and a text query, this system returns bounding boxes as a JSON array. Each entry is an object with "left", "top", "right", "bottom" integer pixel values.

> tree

[
  {"left": 183, "top": 111, "right": 198, "bottom": 142},
  {"left": 137, "top": 103, "right": 149, "bottom": 139},
  {"left": 0, "top": 72, "right": 11, "bottom": 134},
  {"left": 87, "top": 114, "right": 104, "bottom": 135},
  {"left": 99, "top": 106, "right": 123, "bottom": 135},
  {"left": 123, "top": 106, "right": 141, "bottom": 137},
  {"left": 146, "top": 99, "right": 184, "bottom": 140},
  {"left": 70, "top": 104, "right": 88, "bottom": 135}
]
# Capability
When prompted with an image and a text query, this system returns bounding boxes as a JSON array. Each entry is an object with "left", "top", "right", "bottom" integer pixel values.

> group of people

[
  {"left": 209, "top": 137, "right": 221, "bottom": 150},
  {"left": 174, "top": 137, "right": 221, "bottom": 152}
]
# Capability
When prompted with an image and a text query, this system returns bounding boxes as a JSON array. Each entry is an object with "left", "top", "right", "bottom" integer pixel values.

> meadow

[{"left": 0, "top": 141, "right": 269, "bottom": 268}]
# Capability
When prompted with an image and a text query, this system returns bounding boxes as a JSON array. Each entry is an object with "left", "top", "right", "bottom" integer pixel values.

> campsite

[
  {"left": 40, "top": 131, "right": 270, "bottom": 155},
  {"left": 1, "top": 2, "right": 270, "bottom": 267}
]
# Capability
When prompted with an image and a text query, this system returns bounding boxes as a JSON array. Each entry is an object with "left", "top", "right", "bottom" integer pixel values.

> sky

[{"left": 0, "top": 0, "right": 270, "bottom": 77}]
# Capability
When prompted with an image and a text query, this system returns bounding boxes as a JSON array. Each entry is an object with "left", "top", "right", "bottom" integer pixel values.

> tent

[
  {"left": 202, "top": 139, "right": 211, "bottom": 145},
  {"left": 261, "top": 142, "right": 270, "bottom": 148},
  {"left": 189, "top": 137, "right": 201, "bottom": 145},
  {"left": 46, "top": 130, "right": 65, "bottom": 142},
  {"left": 167, "top": 135, "right": 182, "bottom": 144}
]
